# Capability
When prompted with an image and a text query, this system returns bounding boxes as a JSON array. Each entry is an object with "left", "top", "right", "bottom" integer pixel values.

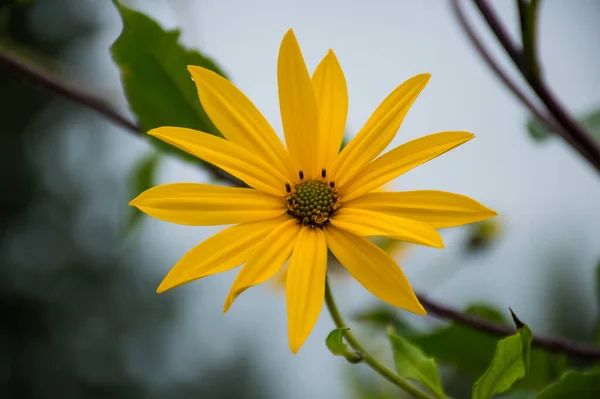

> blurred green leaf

[
  {"left": 110, "top": 0, "right": 226, "bottom": 166},
  {"left": 527, "top": 108, "right": 600, "bottom": 142},
  {"left": 326, "top": 328, "right": 362, "bottom": 363},
  {"left": 387, "top": 327, "right": 447, "bottom": 399},
  {"left": 595, "top": 260, "right": 600, "bottom": 346},
  {"left": 404, "top": 305, "right": 564, "bottom": 390},
  {"left": 125, "top": 152, "right": 161, "bottom": 233},
  {"left": 353, "top": 306, "right": 416, "bottom": 335},
  {"left": 471, "top": 311, "right": 532, "bottom": 399},
  {"left": 534, "top": 371, "right": 600, "bottom": 399}
]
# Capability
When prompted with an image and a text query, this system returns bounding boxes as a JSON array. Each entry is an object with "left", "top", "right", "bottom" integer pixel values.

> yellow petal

[
  {"left": 312, "top": 50, "right": 348, "bottom": 170},
  {"left": 286, "top": 226, "right": 328, "bottom": 353},
  {"left": 331, "top": 73, "right": 430, "bottom": 187},
  {"left": 157, "top": 215, "right": 289, "bottom": 293},
  {"left": 340, "top": 131, "right": 474, "bottom": 201},
  {"left": 324, "top": 225, "right": 425, "bottom": 314},
  {"left": 149, "top": 127, "right": 288, "bottom": 196},
  {"left": 223, "top": 218, "right": 301, "bottom": 311},
  {"left": 188, "top": 66, "right": 295, "bottom": 183},
  {"left": 278, "top": 29, "right": 322, "bottom": 178},
  {"left": 330, "top": 208, "right": 443, "bottom": 248},
  {"left": 344, "top": 190, "right": 497, "bottom": 228},
  {"left": 130, "top": 183, "right": 286, "bottom": 226}
]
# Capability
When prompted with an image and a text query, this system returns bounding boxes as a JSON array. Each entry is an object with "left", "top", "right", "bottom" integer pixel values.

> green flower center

[{"left": 286, "top": 177, "right": 339, "bottom": 227}]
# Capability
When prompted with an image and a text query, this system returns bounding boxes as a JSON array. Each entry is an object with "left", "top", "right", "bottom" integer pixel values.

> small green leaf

[
  {"left": 534, "top": 371, "right": 600, "bottom": 399},
  {"left": 110, "top": 1, "right": 227, "bottom": 168},
  {"left": 472, "top": 310, "right": 533, "bottom": 399},
  {"left": 527, "top": 108, "right": 600, "bottom": 142},
  {"left": 387, "top": 327, "right": 447, "bottom": 399},
  {"left": 125, "top": 152, "right": 161, "bottom": 233},
  {"left": 325, "top": 328, "right": 362, "bottom": 363}
]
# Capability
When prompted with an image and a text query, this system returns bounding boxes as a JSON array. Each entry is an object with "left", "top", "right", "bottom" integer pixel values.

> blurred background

[{"left": 1, "top": 0, "right": 599, "bottom": 398}]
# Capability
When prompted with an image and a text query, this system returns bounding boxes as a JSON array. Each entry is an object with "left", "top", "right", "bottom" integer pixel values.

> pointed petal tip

[
  {"left": 289, "top": 342, "right": 300, "bottom": 355},
  {"left": 283, "top": 28, "right": 297, "bottom": 41},
  {"left": 223, "top": 294, "right": 235, "bottom": 313}
]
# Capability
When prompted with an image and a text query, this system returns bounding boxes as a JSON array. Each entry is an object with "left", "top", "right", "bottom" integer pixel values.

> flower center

[{"left": 286, "top": 170, "right": 339, "bottom": 227}]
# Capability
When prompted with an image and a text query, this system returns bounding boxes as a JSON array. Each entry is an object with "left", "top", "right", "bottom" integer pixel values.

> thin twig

[
  {"left": 0, "top": 48, "right": 240, "bottom": 184},
  {"left": 417, "top": 294, "right": 600, "bottom": 360},
  {"left": 450, "top": 0, "right": 594, "bottom": 164},
  {"left": 472, "top": 0, "right": 600, "bottom": 174},
  {"left": 3, "top": 39, "right": 600, "bottom": 361},
  {"left": 0, "top": 49, "right": 140, "bottom": 133}
]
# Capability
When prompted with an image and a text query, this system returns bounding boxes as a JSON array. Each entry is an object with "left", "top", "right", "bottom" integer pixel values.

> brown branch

[
  {"left": 472, "top": 0, "right": 600, "bottom": 174},
  {"left": 418, "top": 293, "right": 600, "bottom": 360},
  {"left": 0, "top": 47, "right": 239, "bottom": 184},
  {"left": 451, "top": 0, "right": 596, "bottom": 169},
  {"left": 3, "top": 39, "right": 600, "bottom": 361},
  {"left": 0, "top": 49, "right": 140, "bottom": 133}
]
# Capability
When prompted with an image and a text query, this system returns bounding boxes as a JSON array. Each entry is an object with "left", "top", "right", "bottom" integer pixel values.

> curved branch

[
  {"left": 450, "top": 0, "right": 596, "bottom": 168},
  {"left": 0, "top": 47, "right": 239, "bottom": 184},
  {"left": 472, "top": 0, "right": 600, "bottom": 174},
  {"left": 3, "top": 40, "right": 600, "bottom": 361},
  {"left": 0, "top": 49, "right": 139, "bottom": 133},
  {"left": 417, "top": 293, "right": 600, "bottom": 360}
]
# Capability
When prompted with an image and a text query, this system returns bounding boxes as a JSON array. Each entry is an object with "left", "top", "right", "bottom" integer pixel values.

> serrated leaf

[
  {"left": 534, "top": 371, "right": 600, "bottom": 399},
  {"left": 325, "top": 328, "right": 362, "bottom": 363},
  {"left": 471, "top": 312, "right": 532, "bottom": 399},
  {"left": 388, "top": 328, "right": 447, "bottom": 399},
  {"left": 110, "top": 1, "right": 227, "bottom": 168},
  {"left": 527, "top": 108, "right": 600, "bottom": 142},
  {"left": 125, "top": 152, "right": 161, "bottom": 233}
]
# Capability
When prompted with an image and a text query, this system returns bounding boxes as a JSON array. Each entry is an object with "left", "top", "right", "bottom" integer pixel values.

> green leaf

[
  {"left": 387, "top": 327, "right": 447, "bottom": 399},
  {"left": 471, "top": 310, "right": 533, "bottom": 399},
  {"left": 527, "top": 108, "right": 600, "bottom": 142},
  {"left": 534, "top": 371, "right": 600, "bottom": 399},
  {"left": 400, "top": 304, "right": 564, "bottom": 390},
  {"left": 110, "top": 1, "right": 227, "bottom": 167},
  {"left": 125, "top": 152, "right": 161, "bottom": 233},
  {"left": 325, "top": 328, "right": 362, "bottom": 363}
]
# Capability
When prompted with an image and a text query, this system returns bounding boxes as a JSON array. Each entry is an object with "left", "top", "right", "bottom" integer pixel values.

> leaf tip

[{"left": 509, "top": 307, "right": 524, "bottom": 330}]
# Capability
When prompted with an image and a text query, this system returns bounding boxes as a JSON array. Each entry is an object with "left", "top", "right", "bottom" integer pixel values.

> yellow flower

[{"left": 130, "top": 29, "right": 496, "bottom": 354}]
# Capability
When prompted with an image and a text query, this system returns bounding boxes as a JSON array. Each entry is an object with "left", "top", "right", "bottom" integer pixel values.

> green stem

[{"left": 324, "top": 278, "right": 433, "bottom": 399}]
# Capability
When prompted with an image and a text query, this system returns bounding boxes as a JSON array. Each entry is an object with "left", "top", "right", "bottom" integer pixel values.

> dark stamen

[
  {"left": 298, "top": 170, "right": 304, "bottom": 180},
  {"left": 321, "top": 168, "right": 326, "bottom": 178},
  {"left": 285, "top": 183, "right": 291, "bottom": 193},
  {"left": 330, "top": 181, "right": 335, "bottom": 188}
]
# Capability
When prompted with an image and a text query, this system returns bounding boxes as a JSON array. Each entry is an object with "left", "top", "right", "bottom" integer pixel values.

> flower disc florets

[{"left": 286, "top": 177, "right": 338, "bottom": 227}]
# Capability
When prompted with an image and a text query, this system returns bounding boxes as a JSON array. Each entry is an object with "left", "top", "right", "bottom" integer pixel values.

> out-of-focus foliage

[
  {"left": 534, "top": 371, "right": 600, "bottom": 399},
  {"left": 594, "top": 260, "right": 600, "bottom": 346},
  {"left": 110, "top": 1, "right": 240, "bottom": 230},
  {"left": 387, "top": 327, "right": 447, "bottom": 399},
  {"left": 0, "top": 1, "right": 273, "bottom": 398},
  {"left": 471, "top": 313, "right": 532, "bottom": 398},
  {"left": 465, "top": 219, "right": 503, "bottom": 254},
  {"left": 527, "top": 108, "right": 600, "bottom": 142}
]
